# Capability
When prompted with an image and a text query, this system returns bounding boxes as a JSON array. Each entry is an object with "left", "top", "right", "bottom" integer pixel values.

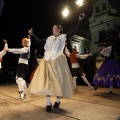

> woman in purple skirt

[{"left": 93, "top": 43, "right": 120, "bottom": 94}]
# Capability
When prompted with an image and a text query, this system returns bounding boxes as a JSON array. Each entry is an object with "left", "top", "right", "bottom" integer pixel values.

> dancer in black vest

[{"left": 5, "top": 36, "right": 31, "bottom": 100}]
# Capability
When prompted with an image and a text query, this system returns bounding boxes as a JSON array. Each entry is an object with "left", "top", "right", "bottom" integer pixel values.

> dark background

[
  {"left": 0, "top": 0, "right": 92, "bottom": 66},
  {"left": 0, "top": 0, "right": 93, "bottom": 83}
]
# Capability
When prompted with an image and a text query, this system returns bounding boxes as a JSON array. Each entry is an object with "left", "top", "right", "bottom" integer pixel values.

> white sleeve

[
  {"left": 77, "top": 54, "right": 89, "bottom": 59},
  {"left": 4, "top": 42, "right": 8, "bottom": 49},
  {"left": 64, "top": 47, "right": 70, "bottom": 57},
  {"left": 100, "top": 46, "right": 112, "bottom": 57},
  {"left": 0, "top": 42, "right": 8, "bottom": 57},
  {"left": 8, "top": 47, "right": 28, "bottom": 54},
  {"left": 0, "top": 50, "right": 6, "bottom": 57}
]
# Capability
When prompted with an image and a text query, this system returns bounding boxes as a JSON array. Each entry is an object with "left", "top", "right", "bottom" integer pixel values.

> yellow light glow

[
  {"left": 62, "top": 8, "right": 69, "bottom": 17},
  {"left": 76, "top": 0, "right": 83, "bottom": 7}
]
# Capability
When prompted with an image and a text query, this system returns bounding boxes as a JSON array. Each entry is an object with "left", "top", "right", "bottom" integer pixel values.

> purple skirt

[{"left": 92, "top": 59, "right": 120, "bottom": 87}]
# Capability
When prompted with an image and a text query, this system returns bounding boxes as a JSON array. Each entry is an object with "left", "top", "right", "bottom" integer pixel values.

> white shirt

[{"left": 8, "top": 38, "right": 31, "bottom": 65}]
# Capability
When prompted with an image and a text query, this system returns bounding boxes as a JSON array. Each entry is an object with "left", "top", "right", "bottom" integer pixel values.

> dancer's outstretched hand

[
  {"left": 89, "top": 53, "right": 93, "bottom": 56},
  {"left": 3, "top": 39, "right": 7, "bottom": 43},
  {"left": 79, "top": 12, "right": 85, "bottom": 20},
  {"left": 28, "top": 28, "right": 34, "bottom": 35},
  {"left": 4, "top": 47, "right": 8, "bottom": 52},
  {"left": 27, "top": 35, "right": 30, "bottom": 39}
]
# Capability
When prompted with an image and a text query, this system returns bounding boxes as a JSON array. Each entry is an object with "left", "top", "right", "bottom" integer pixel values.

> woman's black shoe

[
  {"left": 53, "top": 102, "right": 60, "bottom": 108},
  {"left": 94, "top": 86, "right": 98, "bottom": 91},
  {"left": 46, "top": 104, "right": 52, "bottom": 112},
  {"left": 109, "top": 91, "right": 113, "bottom": 94}
]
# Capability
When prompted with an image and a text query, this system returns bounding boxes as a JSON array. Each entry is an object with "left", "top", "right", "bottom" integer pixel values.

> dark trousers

[{"left": 16, "top": 63, "right": 28, "bottom": 80}]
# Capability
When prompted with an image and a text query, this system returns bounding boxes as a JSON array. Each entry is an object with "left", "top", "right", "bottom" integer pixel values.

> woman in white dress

[{"left": 28, "top": 13, "right": 85, "bottom": 112}]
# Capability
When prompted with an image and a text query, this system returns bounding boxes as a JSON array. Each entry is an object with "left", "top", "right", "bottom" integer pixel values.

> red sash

[
  {"left": 30, "top": 66, "right": 38, "bottom": 81},
  {"left": 0, "top": 57, "right": 2, "bottom": 62}
]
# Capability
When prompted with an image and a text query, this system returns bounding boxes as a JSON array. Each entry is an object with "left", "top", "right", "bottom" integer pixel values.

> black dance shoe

[
  {"left": 46, "top": 104, "right": 52, "bottom": 112},
  {"left": 53, "top": 102, "right": 60, "bottom": 108},
  {"left": 88, "top": 85, "right": 95, "bottom": 90},
  {"left": 109, "top": 91, "right": 113, "bottom": 94},
  {"left": 94, "top": 86, "right": 98, "bottom": 91}
]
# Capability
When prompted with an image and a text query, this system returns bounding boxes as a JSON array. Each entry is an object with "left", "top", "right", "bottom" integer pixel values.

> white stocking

[
  {"left": 56, "top": 97, "right": 60, "bottom": 103},
  {"left": 81, "top": 75, "right": 91, "bottom": 86},
  {"left": 46, "top": 96, "right": 51, "bottom": 106},
  {"left": 110, "top": 86, "right": 113, "bottom": 92},
  {"left": 73, "top": 77, "right": 77, "bottom": 88},
  {"left": 23, "top": 80, "right": 27, "bottom": 93},
  {"left": 16, "top": 77, "right": 24, "bottom": 92}
]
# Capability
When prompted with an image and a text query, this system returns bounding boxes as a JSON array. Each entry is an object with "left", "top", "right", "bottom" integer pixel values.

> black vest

[{"left": 20, "top": 47, "right": 30, "bottom": 60}]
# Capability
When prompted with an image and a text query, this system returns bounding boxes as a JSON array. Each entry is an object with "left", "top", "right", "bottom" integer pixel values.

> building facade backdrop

[{"left": 89, "top": 0, "right": 120, "bottom": 53}]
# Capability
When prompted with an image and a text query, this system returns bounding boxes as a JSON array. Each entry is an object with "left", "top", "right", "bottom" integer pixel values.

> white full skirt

[{"left": 28, "top": 54, "right": 75, "bottom": 98}]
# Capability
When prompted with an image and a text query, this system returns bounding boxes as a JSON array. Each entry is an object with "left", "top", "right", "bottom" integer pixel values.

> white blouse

[{"left": 44, "top": 34, "right": 66, "bottom": 61}]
